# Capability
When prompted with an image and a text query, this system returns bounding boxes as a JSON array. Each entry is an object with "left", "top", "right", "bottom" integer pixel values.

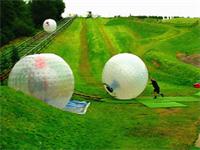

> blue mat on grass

[{"left": 64, "top": 100, "right": 90, "bottom": 114}]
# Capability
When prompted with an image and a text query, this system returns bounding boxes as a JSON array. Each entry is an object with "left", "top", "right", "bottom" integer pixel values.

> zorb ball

[
  {"left": 102, "top": 53, "right": 148, "bottom": 99},
  {"left": 43, "top": 19, "right": 57, "bottom": 33},
  {"left": 8, "top": 54, "right": 74, "bottom": 109}
]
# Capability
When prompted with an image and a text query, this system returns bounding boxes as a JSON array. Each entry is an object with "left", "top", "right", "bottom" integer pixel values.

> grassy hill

[
  {"left": 1, "top": 86, "right": 200, "bottom": 150},
  {"left": 42, "top": 17, "right": 200, "bottom": 96},
  {"left": 1, "top": 17, "right": 200, "bottom": 149}
]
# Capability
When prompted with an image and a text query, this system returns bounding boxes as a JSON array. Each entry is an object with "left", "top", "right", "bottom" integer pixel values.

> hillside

[
  {"left": 1, "top": 17, "right": 200, "bottom": 149},
  {"left": 1, "top": 86, "right": 200, "bottom": 149},
  {"left": 42, "top": 17, "right": 200, "bottom": 97}
]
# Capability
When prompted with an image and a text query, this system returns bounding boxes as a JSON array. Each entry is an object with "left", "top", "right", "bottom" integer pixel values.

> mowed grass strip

[
  {"left": 162, "top": 97, "right": 200, "bottom": 102},
  {"left": 79, "top": 19, "right": 98, "bottom": 86},
  {"left": 95, "top": 19, "right": 118, "bottom": 55},
  {"left": 86, "top": 19, "right": 111, "bottom": 83},
  {"left": 137, "top": 99, "right": 187, "bottom": 108},
  {"left": 137, "top": 96, "right": 200, "bottom": 108}
]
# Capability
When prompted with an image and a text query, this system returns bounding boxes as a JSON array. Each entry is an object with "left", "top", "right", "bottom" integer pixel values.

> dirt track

[
  {"left": 79, "top": 20, "right": 99, "bottom": 86},
  {"left": 96, "top": 20, "right": 118, "bottom": 56}
]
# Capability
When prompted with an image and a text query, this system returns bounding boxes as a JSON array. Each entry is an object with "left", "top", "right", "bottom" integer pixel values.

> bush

[
  {"left": 0, "top": 54, "right": 11, "bottom": 71},
  {"left": 13, "top": 19, "right": 35, "bottom": 37},
  {"left": 30, "top": 0, "right": 65, "bottom": 27},
  {"left": 0, "top": 0, "right": 35, "bottom": 46},
  {"left": 11, "top": 46, "right": 20, "bottom": 65}
]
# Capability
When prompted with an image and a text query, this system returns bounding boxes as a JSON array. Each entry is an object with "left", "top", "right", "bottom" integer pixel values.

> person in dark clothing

[
  {"left": 150, "top": 78, "right": 164, "bottom": 99},
  {"left": 103, "top": 83, "right": 113, "bottom": 93}
]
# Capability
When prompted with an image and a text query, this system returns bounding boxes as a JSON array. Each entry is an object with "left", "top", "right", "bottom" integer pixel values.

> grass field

[{"left": 1, "top": 17, "right": 200, "bottom": 149}]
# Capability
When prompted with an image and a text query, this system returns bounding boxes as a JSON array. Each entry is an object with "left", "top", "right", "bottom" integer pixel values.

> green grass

[
  {"left": 1, "top": 17, "right": 200, "bottom": 149},
  {"left": 162, "top": 18, "right": 200, "bottom": 27},
  {"left": 137, "top": 97, "right": 200, "bottom": 108},
  {"left": 194, "top": 92, "right": 200, "bottom": 97},
  {"left": 138, "top": 101, "right": 187, "bottom": 108},
  {"left": 1, "top": 86, "right": 200, "bottom": 149},
  {"left": 106, "top": 18, "right": 169, "bottom": 38}
]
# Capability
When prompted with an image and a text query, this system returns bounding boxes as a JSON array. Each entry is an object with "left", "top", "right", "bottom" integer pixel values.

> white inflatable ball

[
  {"left": 43, "top": 19, "right": 57, "bottom": 33},
  {"left": 102, "top": 53, "right": 148, "bottom": 99},
  {"left": 8, "top": 54, "right": 74, "bottom": 109}
]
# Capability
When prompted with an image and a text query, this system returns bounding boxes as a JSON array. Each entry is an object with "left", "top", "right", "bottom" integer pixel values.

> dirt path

[
  {"left": 79, "top": 20, "right": 99, "bottom": 86},
  {"left": 96, "top": 20, "right": 118, "bottom": 56},
  {"left": 123, "top": 27, "right": 146, "bottom": 56},
  {"left": 176, "top": 53, "right": 200, "bottom": 68},
  {"left": 195, "top": 134, "right": 200, "bottom": 147}
]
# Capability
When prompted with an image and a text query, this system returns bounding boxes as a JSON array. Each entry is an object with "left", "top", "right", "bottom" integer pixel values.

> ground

[{"left": 1, "top": 17, "right": 200, "bottom": 149}]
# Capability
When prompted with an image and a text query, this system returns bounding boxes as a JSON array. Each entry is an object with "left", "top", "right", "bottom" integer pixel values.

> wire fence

[{"left": 0, "top": 16, "right": 76, "bottom": 82}]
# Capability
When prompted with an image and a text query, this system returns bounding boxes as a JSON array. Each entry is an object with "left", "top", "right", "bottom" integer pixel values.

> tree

[
  {"left": 0, "top": 53, "right": 10, "bottom": 71},
  {"left": 0, "top": 0, "right": 65, "bottom": 46},
  {"left": 0, "top": 0, "right": 35, "bottom": 46},
  {"left": 11, "top": 46, "right": 20, "bottom": 65},
  {"left": 0, "top": 0, "right": 16, "bottom": 45},
  {"left": 30, "top": 0, "right": 65, "bottom": 27}
]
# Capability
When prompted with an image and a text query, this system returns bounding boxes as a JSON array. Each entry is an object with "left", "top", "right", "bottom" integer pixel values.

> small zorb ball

[
  {"left": 8, "top": 54, "right": 74, "bottom": 109},
  {"left": 102, "top": 53, "right": 148, "bottom": 99},
  {"left": 43, "top": 19, "right": 57, "bottom": 33}
]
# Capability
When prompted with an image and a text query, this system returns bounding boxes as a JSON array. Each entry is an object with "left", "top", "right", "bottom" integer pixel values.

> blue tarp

[{"left": 64, "top": 100, "right": 90, "bottom": 114}]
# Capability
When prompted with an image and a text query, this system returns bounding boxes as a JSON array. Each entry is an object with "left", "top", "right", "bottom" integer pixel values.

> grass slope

[
  {"left": 1, "top": 17, "right": 200, "bottom": 149},
  {"left": 42, "top": 17, "right": 200, "bottom": 96},
  {"left": 1, "top": 86, "right": 200, "bottom": 149},
  {"left": 137, "top": 97, "right": 200, "bottom": 108}
]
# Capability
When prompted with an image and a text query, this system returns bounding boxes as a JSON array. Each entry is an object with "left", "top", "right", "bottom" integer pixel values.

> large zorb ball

[
  {"left": 8, "top": 54, "right": 74, "bottom": 109},
  {"left": 102, "top": 53, "right": 148, "bottom": 99},
  {"left": 43, "top": 19, "right": 57, "bottom": 33}
]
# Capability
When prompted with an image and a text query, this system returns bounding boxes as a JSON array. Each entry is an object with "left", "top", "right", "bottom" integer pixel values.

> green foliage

[
  {"left": 30, "top": 0, "right": 65, "bottom": 27},
  {"left": 11, "top": 46, "right": 20, "bottom": 65},
  {"left": 0, "top": 0, "right": 35, "bottom": 46},
  {"left": 13, "top": 18, "right": 35, "bottom": 37},
  {"left": 0, "top": 0, "right": 65, "bottom": 46},
  {"left": 0, "top": 54, "right": 10, "bottom": 71}
]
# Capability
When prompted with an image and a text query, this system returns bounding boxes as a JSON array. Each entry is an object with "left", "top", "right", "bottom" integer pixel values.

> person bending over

[{"left": 150, "top": 78, "right": 164, "bottom": 99}]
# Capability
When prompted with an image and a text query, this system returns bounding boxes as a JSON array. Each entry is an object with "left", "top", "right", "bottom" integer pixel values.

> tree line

[{"left": 0, "top": 0, "right": 65, "bottom": 46}]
